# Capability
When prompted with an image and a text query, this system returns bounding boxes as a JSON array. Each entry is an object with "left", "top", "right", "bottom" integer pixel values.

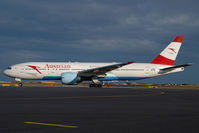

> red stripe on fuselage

[
  {"left": 151, "top": 55, "right": 174, "bottom": 65},
  {"left": 27, "top": 65, "right": 42, "bottom": 74}
]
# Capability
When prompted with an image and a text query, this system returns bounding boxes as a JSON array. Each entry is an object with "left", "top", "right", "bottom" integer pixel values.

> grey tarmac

[{"left": 0, "top": 86, "right": 199, "bottom": 133}]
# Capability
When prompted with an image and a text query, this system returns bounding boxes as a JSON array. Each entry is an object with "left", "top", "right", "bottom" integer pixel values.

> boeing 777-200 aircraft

[{"left": 3, "top": 36, "right": 192, "bottom": 87}]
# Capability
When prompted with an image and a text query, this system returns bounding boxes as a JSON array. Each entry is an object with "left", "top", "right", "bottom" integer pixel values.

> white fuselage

[
  {"left": 3, "top": 36, "right": 188, "bottom": 85},
  {"left": 3, "top": 62, "right": 183, "bottom": 81}
]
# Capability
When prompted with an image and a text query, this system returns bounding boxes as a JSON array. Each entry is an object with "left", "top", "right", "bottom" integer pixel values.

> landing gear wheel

[
  {"left": 89, "top": 84, "right": 94, "bottom": 88},
  {"left": 18, "top": 83, "right": 23, "bottom": 87},
  {"left": 97, "top": 84, "right": 102, "bottom": 88},
  {"left": 89, "top": 84, "right": 102, "bottom": 88}
]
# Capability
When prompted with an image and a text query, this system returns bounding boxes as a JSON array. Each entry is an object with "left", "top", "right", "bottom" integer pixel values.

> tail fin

[{"left": 151, "top": 36, "right": 184, "bottom": 65}]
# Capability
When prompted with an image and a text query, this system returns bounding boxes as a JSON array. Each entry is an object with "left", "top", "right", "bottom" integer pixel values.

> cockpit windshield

[{"left": 7, "top": 67, "right": 12, "bottom": 70}]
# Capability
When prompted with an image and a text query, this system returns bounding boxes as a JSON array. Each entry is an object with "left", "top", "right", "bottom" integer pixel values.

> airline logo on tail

[
  {"left": 168, "top": 48, "right": 176, "bottom": 54},
  {"left": 151, "top": 36, "right": 184, "bottom": 66}
]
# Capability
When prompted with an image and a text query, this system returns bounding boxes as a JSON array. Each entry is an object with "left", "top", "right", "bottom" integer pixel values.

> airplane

[{"left": 3, "top": 36, "right": 192, "bottom": 87}]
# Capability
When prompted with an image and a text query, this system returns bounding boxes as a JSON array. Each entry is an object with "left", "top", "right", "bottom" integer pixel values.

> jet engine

[{"left": 61, "top": 72, "right": 81, "bottom": 84}]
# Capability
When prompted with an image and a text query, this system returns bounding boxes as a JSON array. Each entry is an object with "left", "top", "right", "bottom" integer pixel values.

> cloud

[
  {"left": 0, "top": 0, "right": 198, "bottom": 83},
  {"left": 0, "top": 49, "right": 56, "bottom": 64},
  {"left": 71, "top": 38, "right": 159, "bottom": 52},
  {"left": 14, "top": 50, "right": 46, "bottom": 60}
]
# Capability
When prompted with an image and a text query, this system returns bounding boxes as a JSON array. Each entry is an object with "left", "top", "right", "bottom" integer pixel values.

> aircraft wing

[
  {"left": 78, "top": 62, "right": 134, "bottom": 77},
  {"left": 159, "top": 63, "right": 192, "bottom": 73}
]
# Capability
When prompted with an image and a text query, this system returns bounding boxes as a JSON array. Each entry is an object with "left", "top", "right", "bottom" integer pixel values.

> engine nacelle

[{"left": 61, "top": 72, "right": 81, "bottom": 85}]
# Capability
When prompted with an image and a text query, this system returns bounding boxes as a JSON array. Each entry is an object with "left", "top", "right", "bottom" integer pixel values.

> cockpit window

[{"left": 7, "top": 67, "right": 12, "bottom": 70}]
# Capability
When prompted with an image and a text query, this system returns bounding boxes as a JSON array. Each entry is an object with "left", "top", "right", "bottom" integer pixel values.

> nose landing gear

[
  {"left": 15, "top": 78, "right": 23, "bottom": 87},
  {"left": 18, "top": 83, "right": 23, "bottom": 87}
]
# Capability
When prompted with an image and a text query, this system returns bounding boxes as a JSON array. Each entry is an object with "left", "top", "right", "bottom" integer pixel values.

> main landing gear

[
  {"left": 89, "top": 77, "right": 103, "bottom": 88},
  {"left": 89, "top": 84, "right": 102, "bottom": 88}
]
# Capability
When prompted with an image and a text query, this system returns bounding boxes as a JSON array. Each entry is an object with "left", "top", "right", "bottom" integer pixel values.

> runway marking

[
  {"left": 0, "top": 90, "right": 165, "bottom": 101},
  {"left": 24, "top": 121, "right": 78, "bottom": 128}
]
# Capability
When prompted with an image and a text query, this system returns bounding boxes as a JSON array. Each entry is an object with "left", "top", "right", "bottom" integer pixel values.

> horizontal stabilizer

[
  {"left": 161, "top": 63, "right": 192, "bottom": 71},
  {"left": 159, "top": 63, "right": 192, "bottom": 74}
]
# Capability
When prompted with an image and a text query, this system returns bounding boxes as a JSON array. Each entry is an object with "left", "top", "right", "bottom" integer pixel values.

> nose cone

[
  {"left": 3, "top": 66, "right": 15, "bottom": 78},
  {"left": 3, "top": 69, "right": 12, "bottom": 77},
  {"left": 3, "top": 69, "right": 9, "bottom": 76}
]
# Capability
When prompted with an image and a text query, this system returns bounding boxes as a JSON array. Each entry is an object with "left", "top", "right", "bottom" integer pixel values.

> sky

[{"left": 0, "top": 0, "right": 198, "bottom": 84}]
